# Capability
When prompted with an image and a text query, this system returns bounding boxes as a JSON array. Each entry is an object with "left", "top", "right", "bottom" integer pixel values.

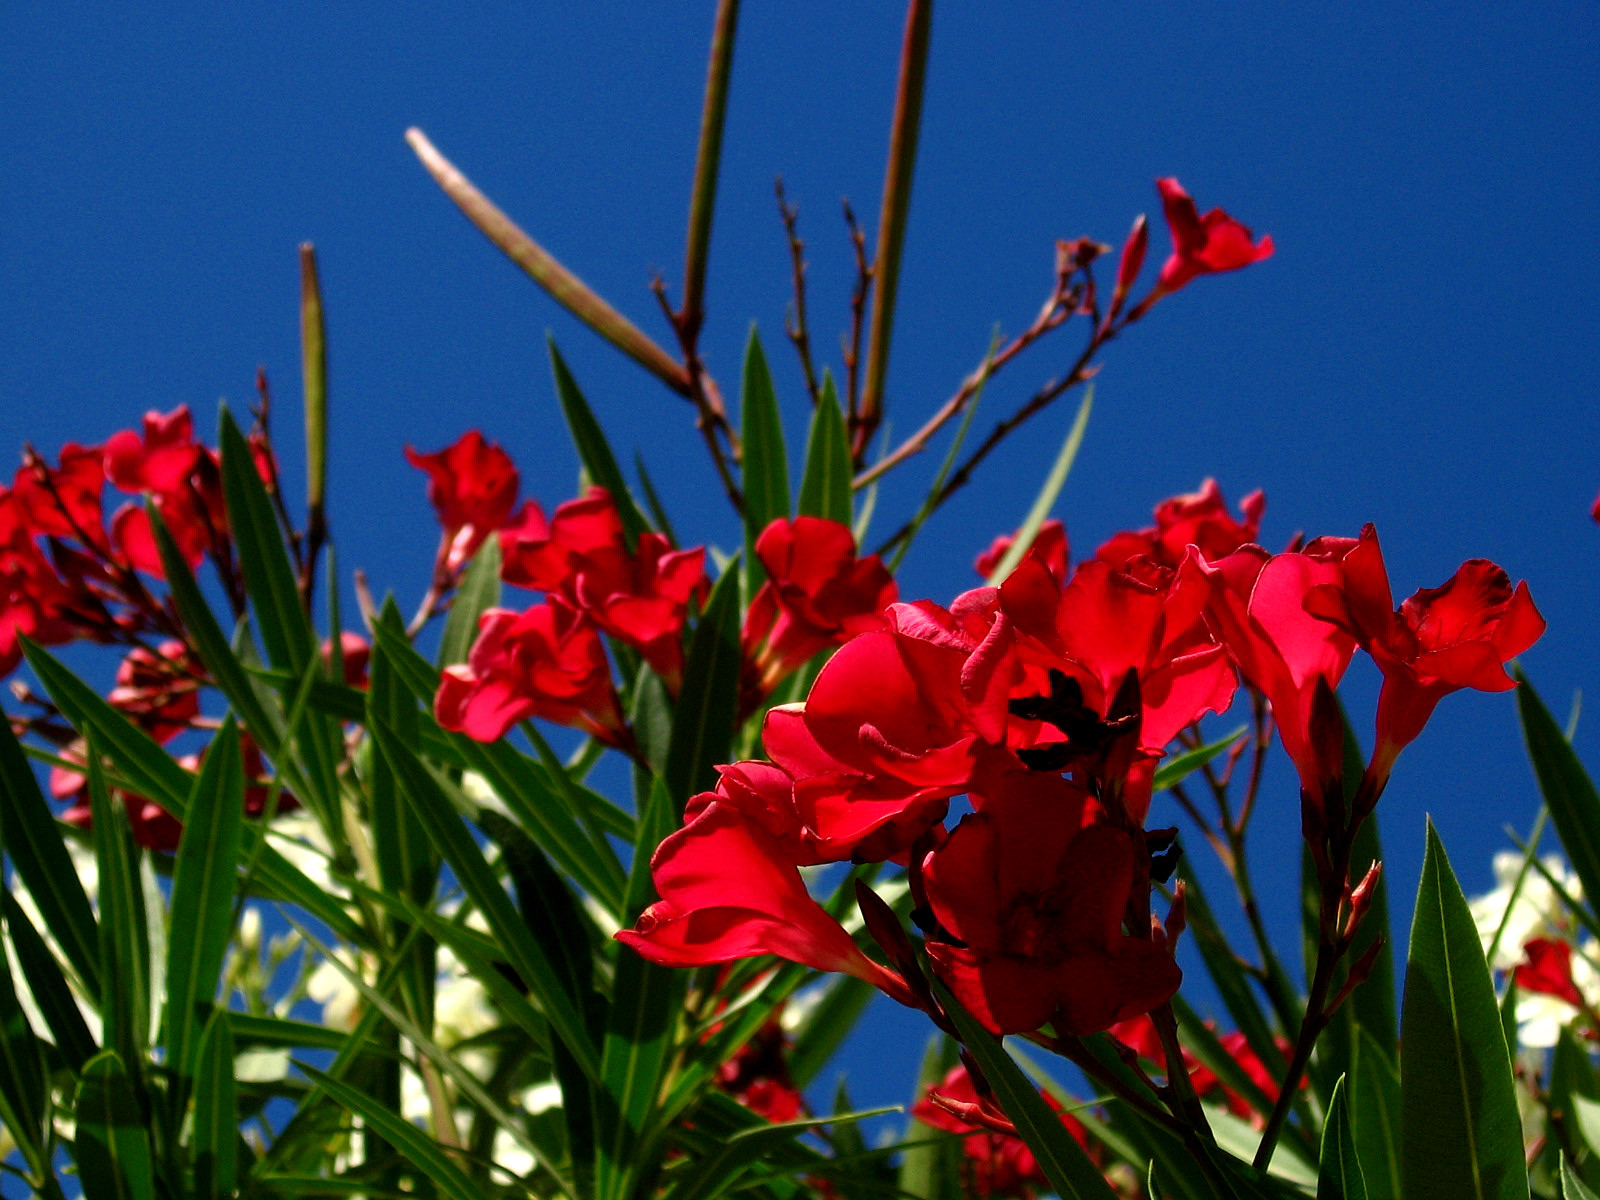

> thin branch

[
  {"left": 405, "top": 127, "right": 693, "bottom": 396},
  {"left": 842, "top": 201, "right": 872, "bottom": 433},
  {"left": 854, "top": 273, "right": 1079, "bottom": 488},
  {"left": 776, "top": 179, "right": 821, "bottom": 406},
  {"left": 855, "top": 0, "right": 934, "bottom": 460}
]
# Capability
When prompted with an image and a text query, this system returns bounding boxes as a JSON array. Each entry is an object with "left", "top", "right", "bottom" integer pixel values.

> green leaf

[
  {"left": 741, "top": 327, "right": 791, "bottom": 590},
  {"left": 369, "top": 718, "right": 601, "bottom": 1080},
  {"left": 663, "top": 564, "right": 743, "bottom": 810},
  {"left": 0, "top": 904, "right": 51, "bottom": 1182},
  {"left": 0, "top": 700, "right": 101, "bottom": 993},
  {"left": 23, "top": 637, "right": 193, "bottom": 814},
  {"left": 983, "top": 384, "right": 1093, "bottom": 586},
  {"left": 1175, "top": 857, "right": 1290, "bottom": 1080},
  {"left": 666, "top": 1107, "right": 897, "bottom": 1200},
  {"left": 1318, "top": 1076, "right": 1368, "bottom": 1200},
  {"left": 296, "top": 1064, "right": 483, "bottom": 1200},
  {"left": 1349, "top": 1030, "right": 1402, "bottom": 1200},
  {"left": 1, "top": 890, "right": 97, "bottom": 1072},
  {"left": 368, "top": 602, "right": 439, "bottom": 1034},
  {"left": 75, "top": 1050, "right": 156, "bottom": 1200},
  {"left": 935, "top": 978, "right": 1119, "bottom": 1200},
  {"left": 152, "top": 504, "right": 286, "bottom": 755},
  {"left": 898, "top": 1034, "right": 963, "bottom": 1200},
  {"left": 550, "top": 337, "right": 651, "bottom": 549},
  {"left": 1517, "top": 670, "right": 1600, "bottom": 925},
  {"left": 599, "top": 777, "right": 685, "bottom": 1200},
  {"left": 786, "top": 974, "right": 876, "bottom": 1090},
  {"left": 1400, "top": 820, "right": 1529, "bottom": 1200},
  {"left": 228, "top": 1011, "right": 352, "bottom": 1053},
  {"left": 1151, "top": 725, "right": 1247, "bottom": 794},
  {"left": 370, "top": 615, "right": 629, "bottom": 914},
  {"left": 1563, "top": 1154, "right": 1600, "bottom": 1200},
  {"left": 219, "top": 405, "right": 315, "bottom": 673},
  {"left": 439, "top": 536, "right": 502, "bottom": 668},
  {"left": 163, "top": 719, "right": 245, "bottom": 1088},
  {"left": 193, "top": 1010, "right": 240, "bottom": 1199},
  {"left": 89, "top": 747, "right": 151, "bottom": 1072},
  {"left": 797, "top": 371, "right": 852, "bottom": 525}
]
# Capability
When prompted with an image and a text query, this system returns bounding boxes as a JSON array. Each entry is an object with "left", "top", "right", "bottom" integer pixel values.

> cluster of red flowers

[
  {"left": 0, "top": 407, "right": 367, "bottom": 850},
  {"left": 617, "top": 481, "right": 1545, "bottom": 1041},
  {"left": 0, "top": 405, "right": 259, "bottom": 676},
  {"left": 419, "top": 433, "right": 896, "bottom": 747}
]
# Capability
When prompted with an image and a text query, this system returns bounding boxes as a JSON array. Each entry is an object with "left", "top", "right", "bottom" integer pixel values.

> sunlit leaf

[{"left": 1400, "top": 820, "right": 1529, "bottom": 1200}]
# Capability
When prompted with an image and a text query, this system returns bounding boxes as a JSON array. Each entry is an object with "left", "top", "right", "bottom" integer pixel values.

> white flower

[{"left": 1468, "top": 850, "right": 1581, "bottom": 972}]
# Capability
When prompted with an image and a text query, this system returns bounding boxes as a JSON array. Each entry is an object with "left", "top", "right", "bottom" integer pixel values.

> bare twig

[
  {"left": 776, "top": 179, "right": 821, "bottom": 406},
  {"left": 842, "top": 201, "right": 872, "bottom": 436}
]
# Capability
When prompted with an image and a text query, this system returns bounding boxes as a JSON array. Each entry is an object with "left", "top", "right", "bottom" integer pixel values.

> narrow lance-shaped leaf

[
  {"left": 663, "top": 563, "right": 743, "bottom": 811},
  {"left": 741, "top": 327, "right": 790, "bottom": 592},
  {"left": 296, "top": 1063, "right": 483, "bottom": 1200},
  {"left": 163, "top": 718, "right": 245, "bottom": 1089},
  {"left": 75, "top": 1050, "right": 156, "bottom": 1200},
  {"left": 598, "top": 777, "right": 684, "bottom": 1200},
  {"left": 193, "top": 1010, "right": 240, "bottom": 1200},
  {"left": 1400, "top": 820, "right": 1530, "bottom": 1200},
  {"left": 934, "top": 978, "right": 1120, "bottom": 1200},
  {"left": 898, "top": 1034, "right": 964, "bottom": 1200},
  {"left": 797, "top": 370, "right": 852, "bottom": 525},
  {"left": 0, "top": 905, "right": 51, "bottom": 1184},
  {"left": 218, "top": 405, "right": 315, "bottom": 673},
  {"left": 152, "top": 502, "right": 284, "bottom": 754},
  {"left": 1318, "top": 1075, "right": 1368, "bottom": 1200},
  {"left": 1517, "top": 670, "right": 1600, "bottom": 923},
  {"left": 88, "top": 746, "right": 150, "bottom": 1073},
  {"left": 2, "top": 891, "right": 97, "bottom": 1073},
  {"left": 1349, "top": 1030, "right": 1402, "bottom": 1200},
  {"left": 549, "top": 337, "right": 651, "bottom": 549},
  {"left": 438, "top": 536, "right": 502, "bottom": 668},
  {"left": 0, "top": 692, "right": 101, "bottom": 993},
  {"left": 984, "top": 384, "right": 1093, "bottom": 586},
  {"left": 369, "top": 718, "right": 602, "bottom": 1080}
]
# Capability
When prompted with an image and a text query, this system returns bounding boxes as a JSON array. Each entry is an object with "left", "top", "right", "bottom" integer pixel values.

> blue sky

[{"left": 5, "top": 5, "right": 1600, "bottom": 1122}]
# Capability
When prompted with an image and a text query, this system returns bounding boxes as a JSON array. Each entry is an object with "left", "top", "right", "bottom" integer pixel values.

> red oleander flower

[
  {"left": 1153, "top": 177, "right": 1275, "bottom": 295},
  {"left": 104, "top": 406, "right": 207, "bottom": 497},
  {"left": 323, "top": 631, "right": 372, "bottom": 690},
  {"left": 975, "top": 519, "right": 1069, "bottom": 584},
  {"left": 501, "top": 487, "right": 706, "bottom": 691},
  {"left": 742, "top": 516, "right": 897, "bottom": 703},
  {"left": 15, "top": 443, "right": 109, "bottom": 549},
  {"left": 999, "top": 555, "right": 1236, "bottom": 821},
  {"left": 795, "top": 600, "right": 1015, "bottom": 795},
  {"left": 0, "top": 491, "right": 78, "bottom": 675},
  {"left": 1304, "top": 524, "right": 1546, "bottom": 781},
  {"left": 615, "top": 800, "right": 913, "bottom": 1003},
  {"left": 913, "top": 1064, "right": 1094, "bottom": 1199},
  {"left": 407, "top": 431, "right": 520, "bottom": 574},
  {"left": 1198, "top": 540, "right": 1359, "bottom": 801},
  {"left": 107, "top": 640, "right": 202, "bottom": 743},
  {"left": 922, "top": 770, "right": 1181, "bottom": 1035},
  {"left": 1515, "top": 937, "right": 1585, "bottom": 1009},
  {"left": 715, "top": 1014, "right": 806, "bottom": 1125},
  {"left": 1096, "top": 479, "right": 1264, "bottom": 571},
  {"left": 436, "top": 600, "right": 627, "bottom": 746}
]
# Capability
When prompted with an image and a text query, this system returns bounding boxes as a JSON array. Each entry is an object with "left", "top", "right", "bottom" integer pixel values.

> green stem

[
  {"left": 680, "top": 0, "right": 739, "bottom": 344},
  {"left": 405, "top": 127, "right": 692, "bottom": 396},
  {"left": 299, "top": 243, "right": 328, "bottom": 608},
  {"left": 854, "top": 0, "right": 933, "bottom": 459}
]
